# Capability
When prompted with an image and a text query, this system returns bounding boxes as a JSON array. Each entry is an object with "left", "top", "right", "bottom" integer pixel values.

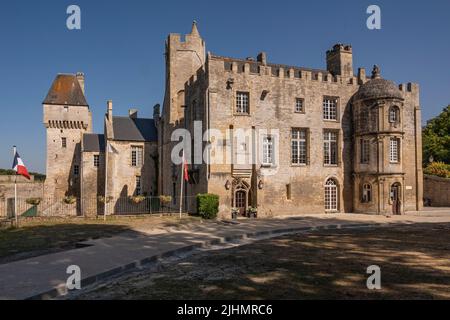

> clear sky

[{"left": 0, "top": 0, "right": 449, "bottom": 173}]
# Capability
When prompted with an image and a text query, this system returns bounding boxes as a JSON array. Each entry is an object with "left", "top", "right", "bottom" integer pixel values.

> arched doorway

[
  {"left": 325, "top": 178, "right": 338, "bottom": 212},
  {"left": 390, "top": 183, "right": 402, "bottom": 215},
  {"left": 233, "top": 179, "right": 250, "bottom": 217}
]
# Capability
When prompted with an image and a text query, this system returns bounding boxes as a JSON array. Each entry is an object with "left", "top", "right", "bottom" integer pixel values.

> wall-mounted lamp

[
  {"left": 258, "top": 180, "right": 264, "bottom": 190},
  {"left": 225, "top": 180, "right": 231, "bottom": 190}
]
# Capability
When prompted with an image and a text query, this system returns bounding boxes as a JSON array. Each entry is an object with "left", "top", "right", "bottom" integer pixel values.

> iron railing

[{"left": 0, "top": 196, "right": 196, "bottom": 218}]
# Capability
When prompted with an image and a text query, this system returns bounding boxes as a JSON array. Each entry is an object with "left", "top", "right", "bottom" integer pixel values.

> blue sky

[{"left": 0, "top": 0, "right": 449, "bottom": 173}]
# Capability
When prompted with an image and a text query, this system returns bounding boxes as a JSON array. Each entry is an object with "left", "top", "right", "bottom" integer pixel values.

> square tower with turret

[{"left": 43, "top": 73, "right": 92, "bottom": 199}]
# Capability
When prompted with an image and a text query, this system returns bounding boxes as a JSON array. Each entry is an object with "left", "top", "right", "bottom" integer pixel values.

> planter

[
  {"left": 247, "top": 207, "right": 258, "bottom": 219},
  {"left": 231, "top": 207, "right": 239, "bottom": 220}
]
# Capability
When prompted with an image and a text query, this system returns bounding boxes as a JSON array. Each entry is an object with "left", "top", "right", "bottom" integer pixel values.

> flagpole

[
  {"left": 104, "top": 140, "right": 108, "bottom": 221},
  {"left": 179, "top": 149, "right": 184, "bottom": 219},
  {"left": 13, "top": 146, "right": 18, "bottom": 227}
]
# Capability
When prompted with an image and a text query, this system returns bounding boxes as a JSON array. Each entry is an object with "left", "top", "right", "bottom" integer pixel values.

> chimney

[
  {"left": 129, "top": 109, "right": 138, "bottom": 119},
  {"left": 357, "top": 68, "right": 366, "bottom": 84},
  {"left": 76, "top": 72, "right": 85, "bottom": 95},
  {"left": 257, "top": 52, "right": 267, "bottom": 65},
  {"left": 153, "top": 104, "right": 161, "bottom": 119},
  {"left": 107, "top": 100, "right": 113, "bottom": 120}
]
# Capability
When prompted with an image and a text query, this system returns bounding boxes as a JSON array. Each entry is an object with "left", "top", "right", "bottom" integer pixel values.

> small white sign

[{"left": 406, "top": 186, "right": 413, "bottom": 190}]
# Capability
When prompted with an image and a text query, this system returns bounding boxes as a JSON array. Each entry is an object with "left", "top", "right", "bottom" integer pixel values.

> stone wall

[
  {"left": 0, "top": 175, "right": 45, "bottom": 218},
  {"left": 424, "top": 175, "right": 450, "bottom": 207}
]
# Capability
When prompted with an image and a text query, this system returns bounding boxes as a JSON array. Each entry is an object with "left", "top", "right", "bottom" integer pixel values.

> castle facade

[{"left": 43, "top": 22, "right": 423, "bottom": 218}]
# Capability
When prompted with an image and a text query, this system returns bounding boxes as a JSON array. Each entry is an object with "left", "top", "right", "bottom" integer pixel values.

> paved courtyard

[{"left": 0, "top": 209, "right": 449, "bottom": 299}]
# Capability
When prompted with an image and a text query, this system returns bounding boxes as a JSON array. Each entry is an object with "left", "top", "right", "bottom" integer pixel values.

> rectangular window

[
  {"left": 360, "top": 139, "right": 370, "bottom": 164},
  {"left": 131, "top": 146, "right": 143, "bottom": 167},
  {"left": 236, "top": 92, "right": 249, "bottom": 114},
  {"left": 295, "top": 98, "right": 305, "bottom": 113},
  {"left": 62, "top": 137, "right": 67, "bottom": 148},
  {"left": 135, "top": 176, "right": 141, "bottom": 196},
  {"left": 324, "top": 131, "right": 338, "bottom": 165},
  {"left": 390, "top": 138, "right": 400, "bottom": 163},
  {"left": 292, "top": 128, "right": 307, "bottom": 165},
  {"left": 262, "top": 135, "right": 274, "bottom": 166},
  {"left": 74, "top": 165, "right": 79, "bottom": 176},
  {"left": 323, "top": 97, "right": 338, "bottom": 120},
  {"left": 93, "top": 155, "right": 100, "bottom": 167}
]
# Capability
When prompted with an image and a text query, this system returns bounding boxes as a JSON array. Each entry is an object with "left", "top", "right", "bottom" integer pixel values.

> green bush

[
  {"left": 196, "top": 194, "right": 219, "bottom": 219},
  {"left": 424, "top": 162, "right": 450, "bottom": 178}
]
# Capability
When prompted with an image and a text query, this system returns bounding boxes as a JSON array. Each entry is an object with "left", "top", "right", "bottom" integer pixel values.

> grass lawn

[
  {"left": 76, "top": 223, "right": 450, "bottom": 300},
  {"left": 0, "top": 215, "right": 201, "bottom": 264}
]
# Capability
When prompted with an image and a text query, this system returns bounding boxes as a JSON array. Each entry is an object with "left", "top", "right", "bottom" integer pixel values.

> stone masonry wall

[{"left": 424, "top": 175, "right": 450, "bottom": 207}]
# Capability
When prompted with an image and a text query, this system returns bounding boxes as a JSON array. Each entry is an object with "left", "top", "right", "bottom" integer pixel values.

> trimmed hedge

[{"left": 196, "top": 193, "right": 219, "bottom": 219}]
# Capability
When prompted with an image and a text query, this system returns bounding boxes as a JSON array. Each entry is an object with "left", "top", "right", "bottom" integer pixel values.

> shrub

[
  {"left": 97, "top": 196, "right": 113, "bottom": 204},
  {"left": 63, "top": 196, "right": 77, "bottom": 205},
  {"left": 424, "top": 162, "right": 450, "bottom": 178},
  {"left": 197, "top": 193, "right": 219, "bottom": 219},
  {"left": 129, "top": 195, "right": 146, "bottom": 204},
  {"left": 26, "top": 198, "right": 42, "bottom": 206},
  {"left": 159, "top": 195, "right": 172, "bottom": 205}
]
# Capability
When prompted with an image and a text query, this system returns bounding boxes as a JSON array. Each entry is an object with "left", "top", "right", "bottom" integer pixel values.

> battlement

[
  {"left": 326, "top": 43, "right": 353, "bottom": 55},
  {"left": 209, "top": 55, "right": 359, "bottom": 86},
  {"left": 398, "top": 82, "right": 419, "bottom": 93}
]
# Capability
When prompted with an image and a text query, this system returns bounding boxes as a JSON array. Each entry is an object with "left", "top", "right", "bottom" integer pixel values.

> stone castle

[{"left": 42, "top": 22, "right": 423, "bottom": 218}]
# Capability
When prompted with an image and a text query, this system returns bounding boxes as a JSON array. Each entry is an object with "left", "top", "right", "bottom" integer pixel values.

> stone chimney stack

[
  {"left": 107, "top": 100, "right": 113, "bottom": 120},
  {"left": 129, "top": 109, "right": 138, "bottom": 119},
  {"left": 257, "top": 52, "right": 267, "bottom": 65},
  {"left": 76, "top": 72, "right": 85, "bottom": 95}
]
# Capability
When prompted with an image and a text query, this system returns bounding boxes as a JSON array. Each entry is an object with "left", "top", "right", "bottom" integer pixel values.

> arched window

[
  {"left": 325, "top": 178, "right": 338, "bottom": 211},
  {"left": 389, "top": 106, "right": 400, "bottom": 123},
  {"left": 362, "top": 184, "right": 372, "bottom": 203}
]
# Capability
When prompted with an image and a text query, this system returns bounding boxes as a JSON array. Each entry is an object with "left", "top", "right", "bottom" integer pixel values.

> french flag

[{"left": 12, "top": 150, "right": 31, "bottom": 180}]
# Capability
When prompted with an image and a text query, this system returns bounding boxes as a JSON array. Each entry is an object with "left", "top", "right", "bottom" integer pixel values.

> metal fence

[{"left": 0, "top": 196, "right": 195, "bottom": 219}]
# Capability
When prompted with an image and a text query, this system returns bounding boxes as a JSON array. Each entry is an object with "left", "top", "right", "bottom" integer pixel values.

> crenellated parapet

[{"left": 210, "top": 54, "right": 360, "bottom": 87}]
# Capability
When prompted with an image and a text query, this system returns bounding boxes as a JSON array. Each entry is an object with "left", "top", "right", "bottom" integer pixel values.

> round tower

[{"left": 352, "top": 65, "right": 405, "bottom": 215}]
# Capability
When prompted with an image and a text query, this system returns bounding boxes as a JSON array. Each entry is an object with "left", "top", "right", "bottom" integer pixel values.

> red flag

[
  {"left": 183, "top": 157, "right": 189, "bottom": 182},
  {"left": 12, "top": 151, "right": 31, "bottom": 180}
]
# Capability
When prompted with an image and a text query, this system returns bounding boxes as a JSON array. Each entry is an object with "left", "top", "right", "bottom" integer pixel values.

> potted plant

[
  {"left": 63, "top": 196, "right": 77, "bottom": 205},
  {"left": 26, "top": 198, "right": 42, "bottom": 206},
  {"left": 231, "top": 207, "right": 239, "bottom": 220},
  {"left": 97, "top": 196, "right": 113, "bottom": 204},
  {"left": 247, "top": 207, "right": 258, "bottom": 218},
  {"left": 129, "top": 195, "right": 146, "bottom": 204}
]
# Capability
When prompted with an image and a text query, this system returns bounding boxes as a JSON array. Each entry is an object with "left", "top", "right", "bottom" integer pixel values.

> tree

[{"left": 423, "top": 105, "right": 450, "bottom": 165}]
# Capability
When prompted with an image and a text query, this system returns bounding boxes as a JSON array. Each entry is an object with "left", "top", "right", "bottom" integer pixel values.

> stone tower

[
  {"left": 352, "top": 66, "right": 410, "bottom": 215},
  {"left": 326, "top": 44, "right": 353, "bottom": 78},
  {"left": 159, "top": 21, "right": 206, "bottom": 197},
  {"left": 43, "top": 73, "right": 92, "bottom": 199}
]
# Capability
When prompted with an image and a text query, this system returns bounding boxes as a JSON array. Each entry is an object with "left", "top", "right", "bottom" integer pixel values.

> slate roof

[
  {"left": 83, "top": 134, "right": 105, "bottom": 152},
  {"left": 112, "top": 117, "right": 157, "bottom": 142},
  {"left": 354, "top": 78, "right": 403, "bottom": 101},
  {"left": 43, "top": 74, "right": 88, "bottom": 106}
]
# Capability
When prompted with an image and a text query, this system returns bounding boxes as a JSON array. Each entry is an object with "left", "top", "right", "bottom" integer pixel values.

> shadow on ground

[
  {"left": 0, "top": 223, "right": 133, "bottom": 264},
  {"left": 76, "top": 223, "right": 450, "bottom": 300}
]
